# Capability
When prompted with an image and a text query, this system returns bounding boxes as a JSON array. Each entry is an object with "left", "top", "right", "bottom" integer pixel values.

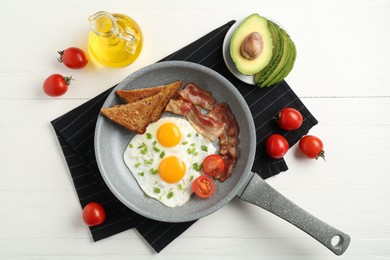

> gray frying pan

[{"left": 95, "top": 61, "right": 350, "bottom": 255}]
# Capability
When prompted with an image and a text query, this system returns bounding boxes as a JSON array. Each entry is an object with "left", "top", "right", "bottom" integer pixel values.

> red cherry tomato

[
  {"left": 82, "top": 202, "right": 106, "bottom": 226},
  {"left": 278, "top": 107, "right": 303, "bottom": 130},
  {"left": 43, "top": 74, "right": 73, "bottom": 97},
  {"left": 299, "top": 135, "right": 325, "bottom": 160},
  {"left": 58, "top": 47, "right": 88, "bottom": 69},
  {"left": 265, "top": 134, "right": 289, "bottom": 159},
  {"left": 202, "top": 154, "right": 225, "bottom": 177},
  {"left": 192, "top": 175, "right": 215, "bottom": 199}
]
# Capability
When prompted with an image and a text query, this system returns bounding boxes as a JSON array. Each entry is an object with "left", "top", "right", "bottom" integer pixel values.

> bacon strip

[
  {"left": 179, "top": 83, "right": 216, "bottom": 110},
  {"left": 165, "top": 98, "right": 193, "bottom": 116},
  {"left": 186, "top": 105, "right": 225, "bottom": 142},
  {"left": 207, "top": 103, "right": 239, "bottom": 182}
]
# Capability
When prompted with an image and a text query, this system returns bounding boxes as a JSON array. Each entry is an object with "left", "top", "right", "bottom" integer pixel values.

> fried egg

[{"left": 123, "top": 116, "right": 217, "bottom": 207}]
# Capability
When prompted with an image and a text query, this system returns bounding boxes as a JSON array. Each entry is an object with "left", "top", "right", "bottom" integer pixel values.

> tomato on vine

[
  {"left": 265, "top": 134, "right": 289, "bottom": 159},
  {"left": 43, "top": 74, "right": 73, "bottom": 97},
  {"left": 58, "top": 47, "right": 88, "bottom": 69},
  {"left": 82, "top": 202, "right": 106, "bottom": 226},
  {"left": 299, "top": 135, "right": 325, "bottom": 160},
  {"left": 278, "top": 107, "right": 303, "bottom": 131}
]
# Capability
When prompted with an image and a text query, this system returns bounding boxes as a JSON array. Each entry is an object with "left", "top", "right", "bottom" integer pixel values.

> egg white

[{"left": 123, "top": 116, "right": 217, "bottom": 207}]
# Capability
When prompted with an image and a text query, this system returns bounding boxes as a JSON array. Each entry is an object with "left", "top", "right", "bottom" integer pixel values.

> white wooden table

[{"left": 1, "top": 0, "right": 389, "bottom": 259}]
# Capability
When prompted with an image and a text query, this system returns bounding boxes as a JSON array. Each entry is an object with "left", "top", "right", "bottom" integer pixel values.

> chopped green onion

[
  {"left": 190, "top": 143, "right": 195, "bottom": 147},
  {"left": 143, "top": 158, "right": 153, "bottom": 165},
  {"left": 134, "top": 162, "right": 141, "bottom": 168},
  {"left": 150, "top": 168, "right": 158, "bottom": 175},
  {"left": 153, "top": 187, "right": 161, "bottom": 193},
  {"left": 160, "top": 151, "right": 165, "bottom": 159},
  {"left": 129, "top": 143, "right": 134, "bottom": 148},
  {"left": 201, "top": 145, "right": 208, "bottom": 152},
  {"left": 153, "top": 146, "right": 161, "bottom": 152},
  {"left": 167, "top": 192, "right": 174, "bottom": 199},
  {"left": 138, "top": 142, "right": 148, "bottom": 154},
  {"left": 139, "top": 172, "right": 144, "bottom": 177},
  {"left": 192, "top": 162, "right": 201, "bottom": 172},
  {"left": 187, "top": 133, "right": 192, "bottom": 138},
  {"left": 182, "top": 141, "right": 188, "bottom": 145},
  {"left": 177, "top": 184, "right": 184, "bottom": 190},
  {"left": 146, "top": 133, "right": 152, "bottom": 139},
  {"left": 187, "top": 147, "right": 196, "bottom": 154}
]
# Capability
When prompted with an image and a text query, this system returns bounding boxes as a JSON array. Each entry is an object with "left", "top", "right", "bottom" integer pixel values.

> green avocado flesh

[
  {"left": 255, "top": 22, "right": 296, "bottom": 87},
  {"left": 254, "top": 21, "right": 284, "bottom": 86},
  {"left": 230, "top": 13, "right": 297, "bottom": 87},
  {"left": 230, "top": 14, "right": 274, "bottom": 75},
  {"left": 259, "top": 29, "right": 294, "bottom": 87},
  {"left": 267, "top": 32, "right": 296, "bottom": 86}
]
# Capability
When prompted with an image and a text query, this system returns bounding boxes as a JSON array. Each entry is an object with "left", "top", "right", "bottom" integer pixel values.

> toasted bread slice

[
  {"left": 101, "top": 92, "right": 165, "bottom": 134},
  {"left": 116, "top": 80, "right": 183, "bottom": 104},
  {"left": 149, "top": 81, "right": 183, "bottom": 122},
  {"left": 116, "top": 80, "right": 183, "bottom": 123}
]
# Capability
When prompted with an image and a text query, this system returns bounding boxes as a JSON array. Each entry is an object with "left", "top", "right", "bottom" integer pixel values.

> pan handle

[{"left": 238, "top": 173, "right": 351, "bottom": 255}]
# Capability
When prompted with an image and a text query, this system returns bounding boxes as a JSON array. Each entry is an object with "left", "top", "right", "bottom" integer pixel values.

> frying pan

[{"left": 94, "top": 60, "right": 350, "bottom": 255}]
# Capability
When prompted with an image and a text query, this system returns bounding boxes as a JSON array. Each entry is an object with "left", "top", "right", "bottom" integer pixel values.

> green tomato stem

[
  {"left": 316, "top": 150, "right": 326, "bottom": 161},
  {"left": 64, "top": 76, "right": 74, "bottom": 86}
]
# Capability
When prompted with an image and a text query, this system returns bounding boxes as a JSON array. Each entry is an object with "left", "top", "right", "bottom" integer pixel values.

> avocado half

[
  {"left": 230, "top": 13, "right": 297, "bottom": 87},
  {"left": 230, "top": 14, "right": 274, "bottom": 76}
]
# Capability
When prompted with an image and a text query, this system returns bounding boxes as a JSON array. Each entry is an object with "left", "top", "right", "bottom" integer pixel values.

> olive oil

[{"left": 88, "top": 12, "right": 143, "bottom": 68}]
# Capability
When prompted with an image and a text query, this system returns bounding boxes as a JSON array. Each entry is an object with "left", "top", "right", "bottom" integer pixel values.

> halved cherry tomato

[
  {"left": 265, "top": 134, "right": 289, "bottom": 159},
  {"left": 58, "top": 47, "right": 88, "bottom": 69},
  {"left": 202, "top": 154, "right": 225, "bottom": 177},
  {"left": 192, "top": 175, "right": 215, "bottom": 199},
  {"left": 299, "top": 135, "right": 325, "bottom": 160},
  {"left": 278, "top": 107, "right": 303, "bottom": 131},
  {"left": 82, "top": 202, "right": 106, "bottom": 226}
]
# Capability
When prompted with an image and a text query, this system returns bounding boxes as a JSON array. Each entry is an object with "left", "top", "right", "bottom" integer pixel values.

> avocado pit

[{"left": 240, "top": 32, "right": 263, "bottom": 60}]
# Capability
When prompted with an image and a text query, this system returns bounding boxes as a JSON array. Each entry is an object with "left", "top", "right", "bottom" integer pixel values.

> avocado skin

[{"left": 253, "top": 19, "right": 297, "bottom": 87}]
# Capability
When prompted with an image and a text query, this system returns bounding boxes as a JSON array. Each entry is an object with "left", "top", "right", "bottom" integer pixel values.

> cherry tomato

[
  {"left": 192, "top": 175, "right": 215, "bottom": 199},
  {"left": 299, "top": 135, "right": 325, "bottom": 160},
  {"left": 58, "top": 47, "right": 88, "bottom": 69},
  {"left": 202, "top": 154, "right": 225, "bottom": 177},
  {"left": 278, "top": 107, "right": 303, "bottom": 131},
  {"left": 43, "top": 74, "right": 73, "bottom": 97},
  {"left": 82, "top": 202, "right": 106, "bottom": 226},
  {"left": 265, "top": 134, "right": 289, "bottom": 159}
]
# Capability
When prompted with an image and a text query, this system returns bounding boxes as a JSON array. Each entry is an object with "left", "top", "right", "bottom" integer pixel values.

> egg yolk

[
  {"left": 159, "top": 156, "right": 186, "bottom": 183},
  {"left": 157, "top": 122, "right": 181, "bottom": 147}
]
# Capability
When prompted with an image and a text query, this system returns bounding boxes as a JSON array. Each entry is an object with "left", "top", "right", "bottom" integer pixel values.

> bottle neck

[{"left": 89, "top": 11, "right": 118, "bottom": 37}]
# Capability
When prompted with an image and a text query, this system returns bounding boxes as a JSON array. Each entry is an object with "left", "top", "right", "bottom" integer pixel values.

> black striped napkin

[{"left": 51, "top": 20, "right": 318, "bottom": 253}]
